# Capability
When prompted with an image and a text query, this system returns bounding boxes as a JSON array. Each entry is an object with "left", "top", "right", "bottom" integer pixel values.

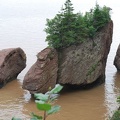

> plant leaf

[
  {"left": 117, "top": 96, "right": 120, "bottom": 103},
  {"left": 12, "top": 117, "right": 22, "bottom": 120},
  {"left": 49, "top": 84, "right": 63, "bottom": 94},
  {"left": 47, "top": 105, "right": 61, "bottom": 115},
  {"left": 30, "top": 118, "right": 39, "bottom": 120},
  {"left": 50, "top": 94, "right": 59, "bottom": 101},
  {"left": 30, "top": 112, "right": 42, "bottom": 120},
  {"left": 34, "top": 93, "right": 49, "bottom": 101},
  {"left": 35, "top": 100, "right": 45, "bottom": 104},
  {"left": 36, "top": 102, "right": 51, "bottom": 111}
]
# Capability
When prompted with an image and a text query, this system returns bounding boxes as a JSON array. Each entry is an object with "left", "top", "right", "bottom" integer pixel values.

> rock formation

[
  {"left": 0, "top": 48, "right": 26, "bottom": 88},
  {"left": 114, "top": 44, "right": 120, "bottom": 70},
  {"left": 58, "top": 21, "right": 113, "bottom": 85},
  {"left": 23, "top": 21, "right": 113, "bottom": 93},
  {"left": 22, "top": 48, "right": 58, "bottom": 94}
]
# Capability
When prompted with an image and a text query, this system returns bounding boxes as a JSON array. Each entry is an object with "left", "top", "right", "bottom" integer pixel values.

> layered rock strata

[{"left": 23, "top": 48, "right": 58, "bottom": 93}]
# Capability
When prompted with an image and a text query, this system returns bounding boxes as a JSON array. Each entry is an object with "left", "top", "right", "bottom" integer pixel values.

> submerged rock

[
  {"left": 0, "top": 48, "right": 26, "bottom": 88},
  {"left": 114, "top": 44, "right": 120, "bottom": 70},
  {"left": 22, "top": 48, "right": 58, "bottom": 94}
]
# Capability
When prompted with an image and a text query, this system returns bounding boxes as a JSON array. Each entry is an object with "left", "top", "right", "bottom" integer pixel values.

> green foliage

[
  {"left": 49, "top": 84, "right": 63, "bottom": 94},
  {"left": 45, "top": 0, "right": 111, "bottom": 49},
  {"left": 87, "top": 61, "right": 99, "bottom": 76},
  {"left": 47, "top": 105, "right": 61, "bottom": 115},
  {"left": 117, "top": 96, "right": 120, "bottom": 103},
  {"left": 110, "top": 96, "right": 120, "bottom": 120},
  {"left": 12, "top": 118, "right": 22, "bottom": 120},
  {"left": 92, "top": 5, "right": 111, "bottom": 31},
  {"left": 36, "top": 102, "right": 51, "bottom": 111},
  {"left": 12, "top": 84, "right": 63, "bottom": 120},
  {"left": 30, "top": 113, "right": 43, "bottom": 120},
  {"left": 110, "top": 110, "right": 120, "bottom": 120},
  {"left": 34, "top": 93, "right": 49, "bottom": 102}
]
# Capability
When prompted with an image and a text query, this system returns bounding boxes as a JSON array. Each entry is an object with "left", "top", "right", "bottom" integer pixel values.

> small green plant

[
  {"left": 12, "top": 84, "right": 63, "bottom": 120},
  {"left": 87, "top": 61, "right": 99, "bottom": 76},
  {"left": 110, "top": 96, "right": 120, "bottom": 120},
  {"left": 12, "top": 118, "right": 22, "bottom": 120},
  {"left": 110, "top": 111, "right": 120, "bottom": 120}
]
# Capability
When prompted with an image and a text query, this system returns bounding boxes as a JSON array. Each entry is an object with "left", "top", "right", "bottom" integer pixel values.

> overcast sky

[{"left": 0, "top": 0, "right": 119, "bottom": 19}]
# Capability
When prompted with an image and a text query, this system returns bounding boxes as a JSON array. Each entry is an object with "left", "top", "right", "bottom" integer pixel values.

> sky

[{"left": 0, "top": 0, "right": 119, "bottom": 19}]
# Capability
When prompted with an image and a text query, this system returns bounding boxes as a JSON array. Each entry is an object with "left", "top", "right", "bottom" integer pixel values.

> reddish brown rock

[
  {"left": 23, "top": 21, "right": 113, "bottom": 93},
  {"left": 114, "top": 44, "right": 120, "bottom": 70},
  {"left": 58, "top": 21, "right": 113, "bottom": 85},
  {"left": 22, "top": 48, "right": 58, "bottom": 94},
  {"left": 0, "top": 48, "right": 26, "bottom": 88}
]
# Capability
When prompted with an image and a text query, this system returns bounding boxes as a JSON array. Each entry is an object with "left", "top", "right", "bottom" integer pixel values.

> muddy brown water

[{"left": 0, "top": 71, "right": 120, "bottom": 120}]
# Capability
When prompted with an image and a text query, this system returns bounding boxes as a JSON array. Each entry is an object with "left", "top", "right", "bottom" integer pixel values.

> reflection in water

[
  {"left": 0, "top": 80, "right": 29, "bottom": 119},
  {"left": 105, "top": 72, "right": 120, "bottom": 119}
]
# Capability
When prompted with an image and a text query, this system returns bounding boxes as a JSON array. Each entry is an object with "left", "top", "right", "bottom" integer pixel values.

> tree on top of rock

[
  {"left": 45, "top": 0, "right": 111, "bottom": 49},
  {"left": 45, "top": 0, "right": 77, "bottom": 49}
]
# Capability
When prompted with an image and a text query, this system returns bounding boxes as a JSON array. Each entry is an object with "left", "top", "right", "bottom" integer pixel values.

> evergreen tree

[
  {"left": 63, "top": 0, "right": 74, "bottom": 15},
  {"left": 45, "top": 1, "right": 111, "bottom": 49},
  {"left": 92, "top": 4, "right": 111, "bottom": 31},
  {"left": 45, "top": 0, "right": 77, "bottom": 49}
]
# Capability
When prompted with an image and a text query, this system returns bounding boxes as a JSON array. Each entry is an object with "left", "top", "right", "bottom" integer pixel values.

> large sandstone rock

[
  {"left": 58, "top": 21, "right": 113, "bottom": 85},
  {"left": 0, "top": 48, "right": 26, "bottom": 88},
  {"left": 23, "top": 21, "right": 113, "bottom": 93},
  {"left": 114, "top": 44, "right": 120, "bottom": 70},
  {"left": 22, "top": 48, "right": 58, "bottom": 94}
]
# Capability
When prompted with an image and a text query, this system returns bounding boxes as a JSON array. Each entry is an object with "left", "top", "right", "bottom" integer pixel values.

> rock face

[
  {"left": 58, "top": 21, "right": 113, "bottom": 85},
  {"left": 22, "top": 48, "right": 58, "bottom": 94},
  {"left": 23, "top": 21, "right": 113, "bottom": 93},
  {"left": 114, "top": 44, "right": 120, "bottom": 70},
  {"left": 0, "top": 48, "right": 26, "bottom": 88}
]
